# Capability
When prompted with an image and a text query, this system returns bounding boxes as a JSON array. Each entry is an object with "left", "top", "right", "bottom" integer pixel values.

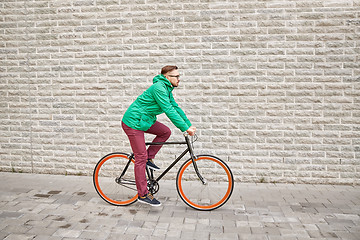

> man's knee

[{"left": 163, "top": 127, "right": 171, "bottom": 138}]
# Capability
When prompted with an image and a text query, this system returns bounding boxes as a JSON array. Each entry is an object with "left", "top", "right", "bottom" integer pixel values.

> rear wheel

[
  {"left": 93, "top": 152, "right": 138, "bottom": 206},
  {"left": 176, "top": 155, "right": 234, "bottom": 211}
]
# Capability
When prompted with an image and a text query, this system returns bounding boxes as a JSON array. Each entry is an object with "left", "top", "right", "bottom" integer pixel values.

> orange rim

[
  {"left": 94, "top": 154, "right": 137, "bottom": 205},
  {"left": 177, "top": 156, "right": 233, "bottom": 210}
]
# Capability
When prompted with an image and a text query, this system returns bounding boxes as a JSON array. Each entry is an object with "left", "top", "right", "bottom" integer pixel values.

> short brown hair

[{"left": 161, "top": 65, "right": 178, "bottom": 75}]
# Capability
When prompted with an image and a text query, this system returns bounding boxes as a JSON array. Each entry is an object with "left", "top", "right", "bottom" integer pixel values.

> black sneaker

[
  {"left": 146, "top": 159, "right": 160, "bottom": 171},
  {"left": 138, "top": 193, "right": 161, "bottom": 207}
]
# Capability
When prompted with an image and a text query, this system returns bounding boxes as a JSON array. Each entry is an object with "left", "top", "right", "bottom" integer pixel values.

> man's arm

[
  {"left": 169, "top": 93, "right": 192, "bottom": 128},
  {"left": 152, "top": 84, "right": 191, "bottom": 132}
]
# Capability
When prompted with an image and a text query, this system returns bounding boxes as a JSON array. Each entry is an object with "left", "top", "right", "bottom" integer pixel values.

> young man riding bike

[{"left": 122, "top": 66, "right": 196, "bottom": 207}]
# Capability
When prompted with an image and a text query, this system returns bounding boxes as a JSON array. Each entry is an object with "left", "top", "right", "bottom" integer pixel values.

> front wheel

[{"left": 176, "top": 155, "right": 234, "bottom": 211}]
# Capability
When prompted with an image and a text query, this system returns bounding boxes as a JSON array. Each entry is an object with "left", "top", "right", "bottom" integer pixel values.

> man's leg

[
  {"left": 145, "top": 121, "right": 171, "bottom": 159},
  {"left": 121, "top": 122, "right": 148, "bottom": 197}
]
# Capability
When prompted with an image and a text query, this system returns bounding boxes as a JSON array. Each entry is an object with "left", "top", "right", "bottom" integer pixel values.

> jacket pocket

[{"left": 137, "top": 114, "right": 154, "bottom": 131}]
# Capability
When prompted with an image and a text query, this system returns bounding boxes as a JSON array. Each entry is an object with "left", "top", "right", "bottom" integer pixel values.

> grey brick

[{"left": 0, "top": 0, "right": 358, "bottom": 184}]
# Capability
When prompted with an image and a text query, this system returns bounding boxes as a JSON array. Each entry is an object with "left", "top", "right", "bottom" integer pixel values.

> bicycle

[{"left": 93, "top": 134, "right": 234, "bottom": 211}]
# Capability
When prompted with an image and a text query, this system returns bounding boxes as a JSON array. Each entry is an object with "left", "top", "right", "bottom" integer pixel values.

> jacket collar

[{"left": 153, "top": 74, "right": 174, "bottom": 91}]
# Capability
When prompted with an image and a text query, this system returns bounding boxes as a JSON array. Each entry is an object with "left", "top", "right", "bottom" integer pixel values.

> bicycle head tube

[{"left": 184, "top": 134, "right": 196, "bottom": 160}]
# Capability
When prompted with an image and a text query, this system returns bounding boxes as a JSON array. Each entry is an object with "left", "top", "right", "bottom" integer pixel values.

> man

[{"left": 122, "top": 66, "right": 196, "bottom": 207}]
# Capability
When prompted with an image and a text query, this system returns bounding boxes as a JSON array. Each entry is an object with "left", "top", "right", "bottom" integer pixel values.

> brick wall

[{"left": 1, "top": 0, "right": 359, "bottom": 184}]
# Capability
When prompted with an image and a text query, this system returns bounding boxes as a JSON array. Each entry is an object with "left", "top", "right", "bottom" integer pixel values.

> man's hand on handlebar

[{"left": 186, "top": 126, "right": 196, "bottom": 136}]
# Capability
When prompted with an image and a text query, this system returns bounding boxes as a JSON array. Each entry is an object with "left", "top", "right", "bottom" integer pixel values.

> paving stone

[
  {"left": 78, "top": 230, "right": 110, "bottom": 240},
  {"left": 26, "top": 227, "right": 58, "bottom": 236},
  {"left": 0, "top": 172, "right": 359, "bottom": 239},
  {"left": 32, "top": 236, "right": 62, "bottom": 240},
  {"left": 52, "top": 229, "right": 82, "bottom": 238},
  {"left": 3, "top": 234, "right": 36, "bottom": 240}
]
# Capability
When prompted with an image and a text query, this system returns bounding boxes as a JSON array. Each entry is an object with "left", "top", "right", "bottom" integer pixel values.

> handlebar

[{"left": 183, "top": 132, "right": 198, "bottom": 143}]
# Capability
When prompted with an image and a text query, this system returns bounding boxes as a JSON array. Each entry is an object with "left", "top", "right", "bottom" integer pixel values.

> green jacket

[{"left": 122, "top": 74, "right": 192, "bottom": 132}]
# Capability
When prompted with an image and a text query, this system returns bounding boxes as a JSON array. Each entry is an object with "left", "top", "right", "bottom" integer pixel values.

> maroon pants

[{"left": 122, "top": 121, "right": 171, "bottom": 197}]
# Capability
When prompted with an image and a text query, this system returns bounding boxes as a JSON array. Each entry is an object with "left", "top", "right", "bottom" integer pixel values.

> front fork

[{"left": 185, "top": 135, "right": 207, "bottom": 185}]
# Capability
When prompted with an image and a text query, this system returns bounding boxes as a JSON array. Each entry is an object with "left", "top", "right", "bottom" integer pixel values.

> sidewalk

[{"left": 0, "top": 172, "right": 359, "bottom": 240}]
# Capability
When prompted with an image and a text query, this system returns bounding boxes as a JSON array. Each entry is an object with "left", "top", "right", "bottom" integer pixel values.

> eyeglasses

[{"left": 168, "top": 75, "right": 180, "bottom": 79}]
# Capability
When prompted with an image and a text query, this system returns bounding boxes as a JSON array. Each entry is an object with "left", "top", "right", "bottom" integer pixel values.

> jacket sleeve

[
  {"left": 169, "top": 93, "right": 192, "bottom": 128},
  {"left": 152, "top": 84, "right": 191, "bottom": 132}
]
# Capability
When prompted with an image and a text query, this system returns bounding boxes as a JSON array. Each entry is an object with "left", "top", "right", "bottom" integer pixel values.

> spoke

[
  {"left": 176, "top": 156, "right": 233, "bottom": 210},
  {"left": 94, "top": 153, "right": 138, "bottom": 206},
  {"left": 118, "top": 183, "right": 137, "bottom": 192}
]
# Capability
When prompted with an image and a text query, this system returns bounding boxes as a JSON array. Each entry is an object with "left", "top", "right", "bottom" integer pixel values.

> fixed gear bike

[{"left": 93, "top": 134, "right": 234, "bottom": 211}]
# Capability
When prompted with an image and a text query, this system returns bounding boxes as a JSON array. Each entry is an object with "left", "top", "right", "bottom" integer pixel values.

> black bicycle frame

[{"left": 119, "top": 135, "right": 205, "bottom": 184}]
